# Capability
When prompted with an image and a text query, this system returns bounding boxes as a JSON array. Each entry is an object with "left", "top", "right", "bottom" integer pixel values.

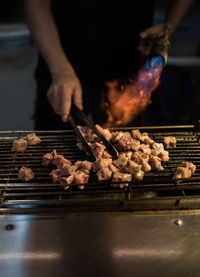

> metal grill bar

[{"left": 0, "top": 125, "right": 200, "bottom": 211}]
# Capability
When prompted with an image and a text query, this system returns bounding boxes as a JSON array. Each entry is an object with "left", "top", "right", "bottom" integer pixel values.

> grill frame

[{"left": 0, "top": 124, "right": 200, "bottom": 213}]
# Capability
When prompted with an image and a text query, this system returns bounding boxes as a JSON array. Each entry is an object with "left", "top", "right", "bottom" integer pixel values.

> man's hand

[
  {"left": 138, "top": 23, "right": 164, "bottom": 56},
  {"left": 47, "top": 70, "right": 83, "bottom": 122}
]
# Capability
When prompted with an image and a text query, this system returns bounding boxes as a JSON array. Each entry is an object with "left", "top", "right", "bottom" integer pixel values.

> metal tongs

[{"left": 68, "top": 104, "right": 118, "bottom": 161}]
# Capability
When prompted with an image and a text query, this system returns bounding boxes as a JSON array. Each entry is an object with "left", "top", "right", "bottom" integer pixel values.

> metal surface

[
  {"left": 1, "top": 211, "right": 200, "bottom": 277},
  {"left": 0, "top": 125, "right": 200, "bottom": 212}
]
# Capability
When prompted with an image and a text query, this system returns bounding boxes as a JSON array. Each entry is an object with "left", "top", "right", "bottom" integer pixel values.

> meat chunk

[
  {"left": 180, "top": 162, "right": 196, "bottom": 174},
  {"left": 138, "top": 144, "right": 151, "bottom": 155},
  {"left": 12, "top": 138, "right": 27, "bottom": 152},
  {"left": 173, "top": 166, "right": 192, "bottom": 180},
  {"left": 124, "top": 160, "right": 142, "bottom": 174},
  {"left": 52, "top": 153, "right": 71, "bottom": 169},
  {"left": 90, "top": 142, "right": 105, "bottom": 159},
  {"left": 92, "top": 158, "right": 112, "bottom": 173},
  {"left": 75, "top": 160, "right": 92, "bottom": 174},
  {"left": 60, "top": 175, "right": 74, "bottom": 190},
  {"left": 95, "top": 124, "right": 112, "bottom": 141},
  {"left": 112, "top": 172, "right": 132, "bottom": 182},
  {"left": 18, "top": 166, "right": 34, "bottom": 181},
  {"left": 97, "top": 167, "right": 112, "bottom": 181},
  {"left": 108, "top": 163, "right": 118, "bottom": 174},
  {"left": 149, "top": 155, "right": 164, "bottom": 171},
  {"left": 113, "top": 156, "right": 129, "bottom": 169},
  {"left": 130, "top": 139, "right": 140, "bottom": 152},
  {"left": 61, "top": 165, "right": 77, "bottom": 176},
  {"left": 139, "top": 159, "right": 151, "bottom": 173},
  {"left": 114, "top": 136, "right": 132, "bottom": 151},
  {"left": 131, "top": 129, "right": 142, "bottom": 140},
  {"left": 140, "top": 132, "right": 149, "bottom": 142},
  {"left": 50, "top": 169, "right": 62, "bottom": 183},
  {"left": 158, "top": 150, "right": 169, "bottom": 162},
  {"left": 133, "top": 170, "right": 144, "bottom": 181},
  {"left": 163, "top": 136, "right": 176, "bottom": 149},
  {"left": 111, "top": 131, "right": 125, "bottom": 143},
  {"left": 143, "top": 137, "right": 154, "bottom": 145},
  {"left": 151, "top": 142, "right": 164, "bottom": 152},
  {"left": 74, "top": 171, "right": 89, "bottom": 184},
  {"left": 119, "top": 151, "right": 133, "bottom": 160},
  {"left": 111, "top": 171, "right": 132, "bottom": 188},
  {"left": 42, "top": 152, "right": 54, "bottom": 167},
  {"left": 26, "top": 133, "right": 41, "bottom": 145},
  {"left": 131, "top": 152, "right": 151, "bottom": 172}
]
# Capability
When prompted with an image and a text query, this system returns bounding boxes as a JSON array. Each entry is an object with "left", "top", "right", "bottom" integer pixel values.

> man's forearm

[
  {"left": 24, "top": 0, "right": 74, "bottom": 76},
  {"left": 166, "top": 0, "right": 195, "bottom": 37}
]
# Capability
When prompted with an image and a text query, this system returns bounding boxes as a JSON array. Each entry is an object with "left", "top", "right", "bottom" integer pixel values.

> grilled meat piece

[
  {"left": 158, "top": 150, "right": 169, "bottom": 162},
  {"left": 133, "top": 170, "right": 144, "bottom": 181},
  {"left": 18, "top": 166, "right": 34, "bottom": 181},
  {"left": 60, "top": 175, "right": 74, "bottom": 190},
  {"left": 50, "top": 169, "right": 62, "bottom": 183},
  {"left": 140, "top": 132, "right": 149, "bottom": 142},
  {"left": 95, "top": 124, "right": 112, "bottom": 141},
  {"left": 131, "top": 129, "right": 142, "bottom": 140},
  {"left": 130, "top": 139, "right": 140, "bottom": 152},
  {"left": 151, "top": 142, "right": 164, "bottom": 152},
  {"left": 124, "top": 160, "right": 142, "bottom": 174},
  {"left": 113, "top": 156, "right": 129, "bottom": 168},
  {"left": 143, "top": 137, "right": 154, "bottom": 145},
  {"left": 90, "top": 142, "right": 105, "bottom": 159},
  {"left": 119, "top": 151, "right": 133, "bottom": 160},
  {"left": 26, "top": 133, "right": 41, "bottom": 145},
  {"left": 74, "top": 171, "right": 89, "bottom": 186},
  {"left": 12, "top": 138, "right": 27, "bottom": 152},
  {"left": 163, "top": 136, "right": 176, "bottom": 149},
  {"left": 173, "top": 166, "right": 192, "bottom": 180},
  {"left": 75, "top": 160, "right": 92, "bottom": 174},
  {"left": 151, "top": 148, "right": 169, "bottom": 162},
  {"left": 149, "top": 155, "right": 164, "bottom": 171},
  {"left": 112, "top": 171, "right": 132, "bottom": 182},
  {"left": 111, "top": 171, "right": 132, "bottom": 188},
  {"left": 61, "top": 165, "right": 77, "bottom": 176},
  {"left": 52, "top": 153, "right": 71, "bottom": 169},
  {"left": 138, "top": 144, "right": 151, "bottom": 155},
  {"left": 92, "top": 158, "right": 112, "bottom": 173},
  {"left": 42, "top": 152, "right": 54, "bottom": 166},
  {"left": 97, "top": 167, "right": 112, "bottom": 181},
  {"left": 180, "top": 162, "right": 196, "bottom": 174}
]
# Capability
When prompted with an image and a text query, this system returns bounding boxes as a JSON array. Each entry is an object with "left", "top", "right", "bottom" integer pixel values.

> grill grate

[{"left": 0, "top": 125, "right": 200, "bottom": 212}]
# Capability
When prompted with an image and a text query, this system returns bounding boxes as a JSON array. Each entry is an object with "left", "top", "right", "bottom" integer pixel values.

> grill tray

[{"left": 0, "top": 125, "right": 200, "bottom": 212}]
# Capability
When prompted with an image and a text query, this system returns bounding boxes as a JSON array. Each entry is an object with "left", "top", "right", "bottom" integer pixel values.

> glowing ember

[{"left": 102, "top": 56, "right": 164, "bottom": 127}]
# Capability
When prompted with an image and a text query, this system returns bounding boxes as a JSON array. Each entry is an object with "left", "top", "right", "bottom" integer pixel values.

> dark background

[{"left": 0, "top": 0, "right": 199, "bottom": 129}]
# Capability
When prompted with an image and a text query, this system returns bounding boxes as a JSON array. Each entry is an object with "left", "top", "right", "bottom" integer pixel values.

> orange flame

[{"left": 102, "top": 57, "right": 164, "bottom": 127}]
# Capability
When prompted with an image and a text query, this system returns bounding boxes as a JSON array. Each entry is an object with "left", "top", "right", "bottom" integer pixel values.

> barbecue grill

[
  {"left": 1, "top": 124, "right": 200, "bottom": 277},
  {"left": 0, "top": 123, "right": 200, "bottom": 213}
]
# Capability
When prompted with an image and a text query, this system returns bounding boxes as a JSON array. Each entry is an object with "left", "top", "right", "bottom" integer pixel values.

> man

[{"left": 24, "top": 0, "right": 194, "bottom": 129}]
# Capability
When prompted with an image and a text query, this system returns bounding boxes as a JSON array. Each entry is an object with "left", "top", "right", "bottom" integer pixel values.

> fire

[{"left": 102, "top": 56, "right": 164, "bottom": 127}]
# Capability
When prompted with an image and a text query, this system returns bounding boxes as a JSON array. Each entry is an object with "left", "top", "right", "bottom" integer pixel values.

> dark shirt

[
  {"left": 35, "top": 0, "right": 155, "bottom": 129},
  {"left": 51, "top": 0, "right": 155, "bottom": 80}
]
